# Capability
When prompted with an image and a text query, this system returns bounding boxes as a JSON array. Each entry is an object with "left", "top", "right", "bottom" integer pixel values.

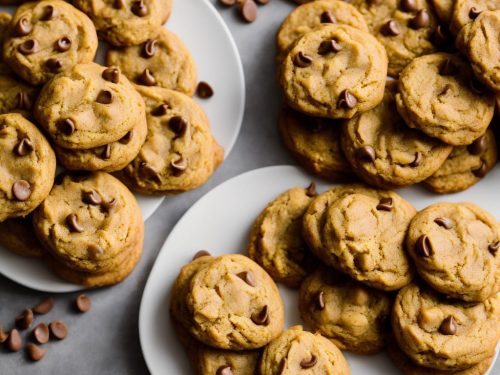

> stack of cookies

[
  {"left": 0, "top": 0, "right": 223, "bottom": 286},
  {"left": 277, "top": 0, "right": 500, "bottom": 194}
]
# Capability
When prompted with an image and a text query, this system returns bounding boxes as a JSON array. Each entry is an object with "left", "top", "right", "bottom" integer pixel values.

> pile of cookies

[
  {"left": 277, "top": 0, "right": 500, "bottom": 194},
  {"left": 0, "top": 0, "right": 223, "bottom": 286}
]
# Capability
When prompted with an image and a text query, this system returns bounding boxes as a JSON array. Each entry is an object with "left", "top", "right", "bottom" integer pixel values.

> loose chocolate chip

[
  {"left": 131, "top": 0, "right": 148, "bottom": 16},
  {"left": 66, "top": 213, "right": 84, "bottom": 233},
  {"left": 416, "top": 235, "right": 432, "bottom": 257},
  {"left": 119, "top": 131, "right": 133, "bottom": 144},
  {"left": 15, "top": 92, "right": 32, "bottom": 111},
  {"left": 217, "top": 366, "right": 233, "bottom": 375},
  {"left": 400, "top": 0, "right": 417, "bottom": 12},
  {"left": 96, "top": 90, "right": 113, "bottom": 104},
  {"left": 433, "top": 25, "right": 449, "bottom": 46},
  {"left": 12, "top": 180, "right": 31, "bottom": 201},
  {"left": 320, "top": 10, "right": 336, "bottom": 23},
  {"left": 316, "top": 291, "right": 325, "bottom": 310},
  {"left": 488, "top": 241, "right": 500, "bottom": 255},
  {"left": 171, "top": 156, "right": 188, "bottom": 173},
  {"left": 32, "top": 323, "right": 49, "bottom": 344},
  {"left": 14, "top": 17, "right": 32, "bottom": 36},
  {"left": 46, "top": 58, "right": 63, "bottom": 72},
  {"left": 49, "top": 320, "right": 68, "bottom": 340},
  {"left": 193, "top": 250, "right": 211, "bottom": 260},
  {"left": 220, "top": 0, "right": 237, "bottom": 5},
  {"left": 152, "top": 104, "right": 168, "bottom": 116},
  {"left": 140, "top": 162, "right": 161, "bottom": 182},
  {"left": 409, "top": 9, "right": 430, "bottom": 29},
  {"left": 251, "top": 306, "right": 269, "bottom": 326},
  {"left": 300, "top": 355, "right": 317, "bottom": 369},
  {"left": 142, "top": 39, "right": 157, "bottom": 58},
  {"left": 102, "top": 67, "right": 120, "bottom": 83},
  {"left": 293, "top": 51, "right": 313, "bottom": 68},
  {"left": 434, "top": 217, "right": 453, "bottom": 229},
  {"left": 26, "top": 343, "right": 46, "bottom": 361},
  {"left": 409, "top": 151, "right": 422, "bottom": 167},
  {"left": 33, "top": 297, "right": 54, "bottom": 315},
  {"left": 55, "top": 37, "right": 71, "bottom": 52},
  {"left": 472, "top": 160, "right": 488, "bottom": 177},
  {"left": 18, "top": 39, "right": 38, "bottom": 55},
  {"left": 0, "top": 325, "right": 8, "bottom": 343},
  {"left": 469, "top": 7, "right": 481, "bottom": 19},
  {"left": 381, "top": 20, "right": 401, "bottom": 36},
  {"left": 338, "top": 89, "right": 357, "bottom": 109},
  {"left": 169, "top": 116, "right": 188, "bottom": 136},
  {"left": 7, "top": 329, "right": 22, "bottom": 352},
  {"left": 82, "top": 190, "right": 102, "bottom": 205},
  {"left": 40, "top": 5, "right": 55, "bottom": 21},
  {"left": 439, "top": 316, "right": 457, "bottom": 335},
  {"left": 139, "top": 68, "right": 156, "bottom": 86},
  {"left": 87, "top": 244, "right": 104, "bottom": 259},
  {"left": 101, "top": 144, "right": 111, "bottom": 159},
  {"left": 239, "top": 0, "right": 257, "bottom": 23},
  {"left": 439, "top": 59, "right": 457, "bottom": 76},
  {"left": 318, "top": 39, "right": 342, "bottom": 55},
  {"left": 75, "top": 294, "right": 91, "bottom": 313},
  {"left": 101, "top": 198, "right": 117, "bottom": 213},
  {"left": 376, "top": 197, "right": 393, "bottom": 211},
  {"left": 470, "top": 77, "right": 486, "bottom": 95},
  {"left": 468, "top": 135, "right": 487, "bottom": 155},
  {"left": 196, "top": 81, "right": 214, "bottom": 99},
  {"left": 237, "top": 271, "right": 256, "bottom": 287},
  {"left": 306, "top": 181, "right": 317, "bottom": 197},
  {"left": 14, "top": 138, "right": 34, "bottom": 156},
  {"left": 356, "top": 146, "right": 376, "bottom": 162},
  {"left": 15, "top": 309, "right": 33, "bottom": 330}
]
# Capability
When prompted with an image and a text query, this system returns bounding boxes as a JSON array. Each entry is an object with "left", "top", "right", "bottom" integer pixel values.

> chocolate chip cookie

[
  {"left": 106, "top": 28, "right": 197, "bottom": 95},
  {"left": 0, "top": 113, "right": 56, "bottom": 222},
  {"left": 298, "top": 268, "right": 391, "bottom": 354},
  {"left": 341, "top": 80, "right": 453, "bottom": 189},
  {"left": 450, "top": 0, "right": 499, "bottom": 34},
  {"left": 0, "top": 73, "right": 39, "bottom": 118},
  {"left": 396, "top": 53, "right": 495, "bottom": 146},
  {"left": 0, "top": 215, "right": 44, "bottom": 258},
  {"left": 2, "top": 0, "right": 98, "bottom": 85},
  {"left": 423, "top": 129, "right": 498, "bottom": 193},
  {"left": 406, "top": 202, "right": 500, "bottom": 302},
  {"left": 194, "top": 347, "right": 261, "bottom": 375},
  {"left": 279, "top": 24, "right": 387, "bottom": 119}
]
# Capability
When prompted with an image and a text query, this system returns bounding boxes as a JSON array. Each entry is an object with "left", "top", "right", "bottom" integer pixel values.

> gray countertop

[{"left": 0, "top": 1, "right": 498, "bottom": 374}]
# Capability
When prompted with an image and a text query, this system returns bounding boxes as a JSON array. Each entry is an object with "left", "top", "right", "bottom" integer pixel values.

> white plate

[
  {"left": 139, "top": 165, "right": 500, "bottom": 374},
  {"left": 0, "top": 0, "right": 245, "bottom": 292}
]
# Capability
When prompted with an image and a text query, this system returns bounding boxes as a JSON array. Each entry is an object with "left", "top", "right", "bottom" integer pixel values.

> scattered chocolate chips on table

[
  {"left": 218, "top": 0, "right": 270, "bottom": 23},
  {"left": 75, "top": 294, "right": 92, "bottom": 313}
]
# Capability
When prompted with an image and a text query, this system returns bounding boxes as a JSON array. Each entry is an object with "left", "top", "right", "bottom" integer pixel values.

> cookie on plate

[
  {"left": 450, "top": 0, "right": 499, "bottom": 34},
  {"left": 406, "top": 202, "right": 499, "bottom": 302},
  {"left": 106, "top": 28, "right": 197, "bottom": 95},
  {"left": 423, "top": 129, "right": 497, "bottom": 194},
  {"left": 341, "top": 80, "right": 453, "bottom": 189},
  {"left": 396, "top": 53, "right": 495, "bottom": 146},
  {"left": 279, "top": 24, "right": 387, "bottom": 119},
  {"left": 0, "top": 215, "right": 44, "bottom": 258},
  {"left": 298, "top": 268, "right": 391, "bottom": 354},
  {"left": 2, "top": 0, "right": 98, "bottom": 85}
]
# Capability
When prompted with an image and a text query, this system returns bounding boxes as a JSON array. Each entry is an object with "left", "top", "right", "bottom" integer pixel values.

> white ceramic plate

[
  {"left": 0, "top": 0, "right": 245, "bottom": 292},
  {"left": 139, "top": 165, "right": 500, "bottom": 374}
]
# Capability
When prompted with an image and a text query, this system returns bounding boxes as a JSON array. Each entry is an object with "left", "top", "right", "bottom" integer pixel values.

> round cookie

[
  {"left": 277, "top": 106, "right": 355, "bottom": 181},
  {"left": 0, "top": 215, "right": 44, "bottom": 258},
  {"left": 73, "top": 0, "right": 171, "bottom": 47},
  {"left": 423, "top": 129, "right": 498, "bottom": 193},
  {"left": 341, "top": 80, "right": 453, "bottom": 189},
  {"left": 276, "top": 0, "right": 368, "bottom": 56},
  {"left": 450, "top": 0, "right": 499, "bottom": 34},
  {"left": 106, "top": 28, "right": 197, "bottom": 95},
  {"left": 34, "top": 63, "right": 144, "bottom": 150},
  {"left": 0, "top": 73, "right": 39, "bottom": 118},
  {"left": 406, "top": 202, "right": 499, "bottom": 302},
  {"left": 392, "top": 283, "right": 500, "bottom": 371},
  {"left": 351, "top": 0, "right": 438, "bottom": 77},
  {"left": 298, "top": 268, "right": 391, "bottom": 354},
  {"left": 184, "top": 254, "right": 285, "bottom": 350},
  {"left": 2, "top": 0, "right": 98, "bottom": 85},
  {"left": 431, "top": 0, "right": 455, "bottom": 25},
  {"left": 247, "top": 186, "right": 317, "bottom": 288},
  {"left": 0, "top": 113, "right": 56, "bottom": 222},
  {"left": 279, "top": 24, "right": 387, "bottom": 119},
  {"left": 259, "top": 326, "right": 351, "bottom": 375},
  {"left": 396, "top": 53, "right": 495, "bottom": 146},
  {"left": 118, "top": 85, "right": 223, "bottom": 195}
]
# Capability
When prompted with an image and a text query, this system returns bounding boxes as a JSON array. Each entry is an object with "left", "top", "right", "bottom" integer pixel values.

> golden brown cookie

[
  {"left": 450, "top": 0, "right": 499, "bottom": 34},
  {"left": 0, "top": 215, "right": 44, "bottom": 258}
]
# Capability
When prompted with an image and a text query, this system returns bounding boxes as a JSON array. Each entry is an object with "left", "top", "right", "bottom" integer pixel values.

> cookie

[
  {"left": 74, "top": 0, "right": 171, "bottom": 46},
  {"left": 0, "top": 73, "right": 39, "bottom": 118},
  {"left": 2, "top": 0, "right": 98, "bottom": 85},
  {"left": 279, "top": 24, "right": 387, "bottom": 119},
  {"left": 259, "top": 326, "right": 351, "bottom": 375},
  {"left": 406, "top": 202, "right": 499, "bottom": 302},
  {"left": 194, "top": 347, "right": 260, "bottom": 375},
  {"left": 106, "top": 28, "right": 197, "bottom": 95},
  {"left": 0, "top": 113, "right": 56, "bottom": 222},
  {"left": 450, "top": 0, "right": 499, "bottom": 34},
  {"left": 351, "top": 0, "right": 438, "bottom": 77},
  {"left": 303, "top": 185, "right": 416, "bottom": 291},
  {"left": 0, "top": 215, "right": 44, "bottom": 258},
  {"left": 118, "top": 85, "right": 223, "bottom": 195},
  {"left": 392, "top": 283, "right": 500, "bottom": 371},
  {"left": 396, "top": 53, "right": 495, "bottom": 146},
  {"left": 34, "top": 63, "right": 145, "bottom": 150},
  {"left": 298, "top": 268, "right": 391, "bottom": 354},
  {"left": 431, "top": 0, "right": 455, "bottom": 24},
  {"left": 341, "top": 80, "right": 453, "bottom": 189},
  {"left": 247, "top": 186, "right": 317, "bottom": 288},
  {"left": 277, "top": 106, "right": 355, "bottom": 181},
  {"left": 423, "top": 129, "right": 497, "bottom": 193},
  {"left": 183, "top": 254, "right": 285, "bottom": 350}
]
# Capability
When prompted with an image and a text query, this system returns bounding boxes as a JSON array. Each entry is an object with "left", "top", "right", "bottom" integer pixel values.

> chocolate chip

[
  {"left": 57, "top": 119, "right": 75, "bottom": 135},
  {"left": 400, "top": 0, "right": 417, "bottom": 12},
  {"left": 439, "top": 59, "right": 457, "bottom": 76},
  {"left": 219, "top": 0, "right": 237, "bottom": 5},
  {"left": 300, "top": 355, "right": 317, "bottom": 369},
  {"left": 192, "top": 250, "right": 211, "bottom": 260},
  {"left": 46, "top": 58, "right": 63, "bottom": 72},
  {"left": 171, "top": 156, "right": 188, "bottom": 173},
  {"left": 101, "top": 198, "right": 117, "bottom": 213},
  {"left": 251, "top": 306, "right": 269, "bottom": 325},
  {"left": 409, "top": 9, "right": 430, "bottom": 29},
  {"left": 55, "top": 37, "right": 71, "bottom": 52},
  {"left": 338, "top": 89, "right": 357, "bottom": 109},
  {"left": 320, "top": 10, "right": 336, "bottom": 23},
  {"left": 33, "top": 297, "right": 54, "bottom": 315},
  {"left": 237, "top": 271, "right": 256, "bottom": 287},
  {"left": 7, "top": 329, "right": 22, "bottom": 352},
  {"left": 169, "top": 116, "right": 188, "bottom": 136},
  {"left": 139, "top": 68, "right": 156, "bottom": 86},
  {"left": 0, "top": 325, "right": 8, "bottom": 343},
  {"left": 381, "top": 20, "right": 401, "bottom": 36},
  {"left": 434, "top": 217, "right": 453, "bottom": 229},
  {"left": 409, "top": 151, "right": 422, "bottom": 167},
  {"left": 217, "top": 366, "right": 233, "bottom": 375},
  {"left": 32, "top": 323, "right": 49, "bottom": 344},
  {"left": 152, "top": 104, "right": 168, "bottom": 117},
  {"left": 26, "top": 343, "right": 46, "bottom": 361},
  {"left": 100, "top": 144, "right": 111, "bottom": 159},
  {"left": 433, "top": 25, "right": 449, "bottom": 46},
  {"left": 15, "top": 92, "right": 33, "bottom": 111},
  {"left": 293, "top": 51, "right": 313, "bottom": 68},
  {"left": 196, "top": 81, "right": 214, "bottom": 99},
  {"left": 102, "top": 68, "right": 120, "bottom": 83},
  {"left": 12, "top": 180, "right": 31, "bottom": 201},
  {"left": 306, "top": 181, "right": 317, "bottom": 197},
  {"left": 66, "top": 213, "right": 84, "bottom": 233},
  {"left": 318, "top": 39, "right": 342, "bottom": 55},
  {"left": 18, "top": 39, "right": 38, "bottom": 55},
  {"left": 40, "top": 5, "right": 55, "bottom": 21},
  {"left": 82, "top": 190, "right": 102, "bottom": 205},
  {"left": 49, "top": 320, "right": 68, "bottom": 340},
  {"left": 15, "top": 309, "right": 33, "bottom": 330},
  {"left": 439, "top": 316, "right": 457, "bottom": 335},
  {"left": 140, "top": 162, "right": 161, "bottom": 182},
  {"left": 75, "top": 294, "right": 91, "bottom": 313},
  {"left": 14, "top": 17, "right": 32, "bottom": 36},
  {"left": 131, "top": 0, "right": 148, "bottom": 16},
  {"left": 470, "top": 77, "right": 486, "bottom": 95},
  {"left": 416, "top": 235, "right": 432, "bottom": 257},
  {"left": 316, "top": 291, "right": 325, "bottom": 310},
  {"left": 488, "top": 241, "right": 500, "bottom": 255},
  {"left": 87, "top": 244, "right": 104, "bottom": 259},
  {"left": 468, "top": 135, "right": 487, "bottom": 155},
  {"left": 96, "top": 90, "right": 113, "bottom": 104},
  {"left": 376, "top": 197, "right": 393, "bottom": 211},
  {"left": 119, "top": 131, "right": 133, "bottom": 144},
  {"left": 113, "top": 0, "right": 124, "bottom": 9},
  {"left": 14, "top": 138, "right": 34, "bottom": 156},
  {"left": 239, "top": 0, "right": 257, "bottom": 23},
  {"left": 469, "top": 7, "right": 481, "bottom": 19},
  {"left": 472, "top": 160, "right": 488, "bottom": 177},
  {"left": 142, "top": 39, "right": 157, "bottom": 58},
  {"left": 356, "top": 146, "right": 376, "bottom": 162}
]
